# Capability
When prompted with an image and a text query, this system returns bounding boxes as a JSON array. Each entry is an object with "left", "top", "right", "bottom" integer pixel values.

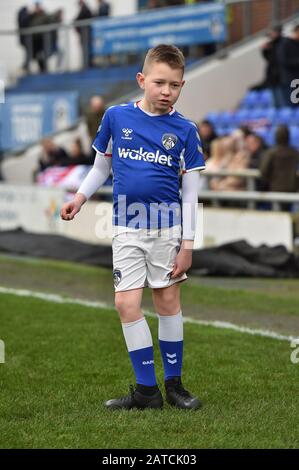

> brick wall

[{"left": 227, "top": 0, "right": 299, "bottom": 45}]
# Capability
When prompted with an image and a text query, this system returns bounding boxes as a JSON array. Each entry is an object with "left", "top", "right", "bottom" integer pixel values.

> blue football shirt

[{"left": 92, "top": 101, "right": 205, "bottom": 229}]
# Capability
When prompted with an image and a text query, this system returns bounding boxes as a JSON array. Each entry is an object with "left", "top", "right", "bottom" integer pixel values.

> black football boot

[
  {"left": 105, "top": 385, "right": 163, "bottom": 410},
  {"left": 165, "top": 377, "right": 202, "bottom": 410}
]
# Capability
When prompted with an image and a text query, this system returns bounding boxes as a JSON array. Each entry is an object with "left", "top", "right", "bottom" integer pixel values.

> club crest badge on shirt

[{"left": 162, "top": 134, "right": 178, "bottom": 150}]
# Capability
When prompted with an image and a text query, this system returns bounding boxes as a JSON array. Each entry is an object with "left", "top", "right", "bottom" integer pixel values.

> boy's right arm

[{"left": 60, "top": 151, "right": 112, "bottom": 221}]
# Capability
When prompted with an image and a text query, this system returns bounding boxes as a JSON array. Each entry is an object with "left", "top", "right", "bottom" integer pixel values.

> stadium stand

[{"left": 205, "top": 89, "right": 299, "bottom": 149}]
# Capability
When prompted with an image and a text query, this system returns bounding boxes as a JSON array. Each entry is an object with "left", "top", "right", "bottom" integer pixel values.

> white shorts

[{"left": 112, "top": 227, "right": 187, "bottom": 292}]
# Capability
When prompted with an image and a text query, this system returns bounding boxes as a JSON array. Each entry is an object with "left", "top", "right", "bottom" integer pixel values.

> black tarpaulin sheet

[{"left": 0, "top": 229, "right": 299, "bottom": 278}]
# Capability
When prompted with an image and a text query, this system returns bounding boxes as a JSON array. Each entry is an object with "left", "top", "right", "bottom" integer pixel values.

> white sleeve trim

[
  {"left": 77, "top": 151, "right": 112, "bottom": 200},
  {"left": 181, "top": 171, "right": 200, "bottom": 240},
  {"left": 92, "top": 137, "right": 112, "bottom": 156},
  {"left": 184, "top": 166, "right": 205, "bottom": 173}
]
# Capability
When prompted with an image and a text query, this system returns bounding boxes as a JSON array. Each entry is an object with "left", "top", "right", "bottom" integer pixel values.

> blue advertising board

[
  {"left": 0, "top": 91, "right": 78, "bottom": 152},
  {"left": 92, "top": 2, "right": 227, "bottom": 56}
]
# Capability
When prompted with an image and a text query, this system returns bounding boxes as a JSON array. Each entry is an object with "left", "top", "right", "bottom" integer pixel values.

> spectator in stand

[
  {"left": 260, "top": 25, "right": 283, "bottom": 107},
  {"left": 37, "top": 138, "right": 69, "bottom": 172},
  {"left": 85, "top": 95, "right": 106, "bottom": 144},
  {"left": 74, "top": 0, "right": 93, "bottom": 68},
  {"left": 17, "top": 6, "right": 34, "bottom": 72},
  {"left": 66, "top": 138, "right": 94, "bottom": 166},
  {"left": 198, "top": 119, "right": 217, "bottom": 160},
  {"left": 205, "top": 137, "right": 231, "bottom": 189},
  {"left": 260, "top": 126, "right": 299, "bottom": 203},
  {"left": 250, "top": 26, "right": 283, "bottom": 107},
  {"left": 165, "top": 0, "right": 184, "bottom": 5},
  {"left": 146, "top": 0, "right": 163, "bottom": 8},
  {"left": 208, "top": 135, "right": 249, "bottom": 191},
  {"left": 48, "top": 8, "right": 64, "bottom": 70},
  {"left": 27, "top": 2, "right": 63, "bottom": 73},
  {"left": 97, "top": 0, "right": 111, "bottom": 17},
  {"left": 30, "top": 2, "right": 50, "bottom": 72},
  {"left": 278, "top": 24, "right": 299, "bottom": 107},
  {"left": 245, "top": 133, "right": 267, "bottom": 170}
]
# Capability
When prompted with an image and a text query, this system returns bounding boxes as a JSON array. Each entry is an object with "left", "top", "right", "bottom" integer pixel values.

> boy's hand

[
  {"left": 60, "top": 193, "right": 86, "bottom": 221},
  {"left": 170, "top": 240, "right": 193, "bottom": 279}
]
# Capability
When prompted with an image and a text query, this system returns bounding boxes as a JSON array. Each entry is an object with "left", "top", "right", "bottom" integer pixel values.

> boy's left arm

[{"left": 170, "top": 171, "right": 200, "bottom": 279}]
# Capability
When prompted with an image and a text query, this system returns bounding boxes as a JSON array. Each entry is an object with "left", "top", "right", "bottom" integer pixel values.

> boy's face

[{"left": 136, "top": 61, "right": 185, "bottom": 114}]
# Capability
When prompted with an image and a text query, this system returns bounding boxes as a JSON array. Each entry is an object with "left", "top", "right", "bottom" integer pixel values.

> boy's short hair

[{"left": 143, "top": 44, "right": 185, "bottom": 74}]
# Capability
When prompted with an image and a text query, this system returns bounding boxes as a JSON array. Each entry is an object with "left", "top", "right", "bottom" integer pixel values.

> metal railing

[
  {"left": 91, "top": 168, "right": 299, "bottom": 212},
  {"left": 198, "top": 189, "right": 299, "bottom": 210},
  {"left": 202, "top": 168, "right": 260, "bottom": 191}
]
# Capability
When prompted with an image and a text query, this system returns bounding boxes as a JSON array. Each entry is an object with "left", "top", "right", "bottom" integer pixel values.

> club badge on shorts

[
  {"left": 162, "top": 133, "right": 178, "bottom": 150},
  {"left": 113, "top": 269, "right": 122, "bottom": 287}
]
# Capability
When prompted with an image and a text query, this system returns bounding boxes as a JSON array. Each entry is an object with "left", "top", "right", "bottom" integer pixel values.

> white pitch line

[{"left": 0, "top": 286, "right": 296, "bottom": 343}]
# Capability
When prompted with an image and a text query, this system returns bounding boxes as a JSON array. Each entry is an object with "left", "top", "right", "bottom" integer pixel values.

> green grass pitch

[{"left": 0, "top": 286, "right": 298, "bottom": 448}]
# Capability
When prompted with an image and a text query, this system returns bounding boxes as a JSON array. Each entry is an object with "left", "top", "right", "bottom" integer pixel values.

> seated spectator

[
  {"left": 260, "top": 125, "right": 299, "bottom": 194},
  {"left": 245, "top": 133, "right": 267, "bottom": 169},
  {"left": 208, "top": 135, "right": 250, "bottom": 191},
  {"left": 38, "top": 138, "right": 69, "bottom": 171},
  {"left": 198, "top": 119, "right": 217, "bottom": 160},
  {"left": 66, "top": 138, "right": 92, "bottom": 166},
  {"left": 205, "top": 137, "right": 231, "bottom": 189}
]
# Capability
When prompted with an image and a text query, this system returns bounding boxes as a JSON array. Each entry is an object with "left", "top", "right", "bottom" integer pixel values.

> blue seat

[
  {"left": 264, "top": 127, "right": 276, "bottom": 146},
  {"left": 205, "top": 111, "right": 221, "bottom": 125},
  {"left": 259, "top": 89, "right": 274, "bottom": 107},
  {"left": 217, "top": 111, "right": 236, "bottom": 126},
  {"left": 294, "top": 107, "right": 299, "bottom": 124},
  {"left": 240, "top": 91, "right": 260, "bottom": 109},
  {"left": 290, "top": 126, "right": 299, "bottom": 149},
  {"left": 275, "top": 107, "right": 295, "bottom": 124},
  {"left": 246, "top": 108, "right": 267, "bottom": 120},
  {"left": 234, "top": 109, "right": 252, "bottom": 123}
]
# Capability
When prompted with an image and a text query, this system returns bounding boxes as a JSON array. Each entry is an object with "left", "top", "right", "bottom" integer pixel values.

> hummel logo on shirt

[{"left": 122, "top": 128, "right": 133, "bottom": 139}]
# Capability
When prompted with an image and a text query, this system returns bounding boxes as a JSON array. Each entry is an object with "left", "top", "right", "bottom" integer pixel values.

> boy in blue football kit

[{"left": 61, "top": 45, "right": 205, "bottom": 410}]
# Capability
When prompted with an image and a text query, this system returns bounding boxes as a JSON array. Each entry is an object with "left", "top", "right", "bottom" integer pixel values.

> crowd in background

[
  {"left": 15, "top": 4, "right": 299, "bottom": 212},
  {"left": 17, "top": 0, "right": 217, "bottom": 72},
  {"left": 17, "top": 2, "right": 63, "bottom": 72},
  {"left": 33, "top": 91, "right": 299, "bottom": 207},
  {"left": 200, "top": 120, "right": 299, "bottom": 198},
  {"left": 17, "top": 0, "right": 111, "bottom": 72},
  {"left": 141, "top": 0, "right": 213, "bottom": 8},
  {"left": 33, "top": 94, "right": 106, "bottom": 180}
]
